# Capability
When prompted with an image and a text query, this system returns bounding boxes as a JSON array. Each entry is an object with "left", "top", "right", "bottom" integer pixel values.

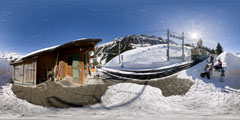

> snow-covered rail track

[{"left": 100, "top": 61, "right": 197, "bottom": 80}]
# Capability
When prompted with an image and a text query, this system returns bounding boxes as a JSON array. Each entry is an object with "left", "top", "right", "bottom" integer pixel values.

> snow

[
  {"left": 101, "top": 61, "right": 192, "bottom": 75},
  {"left": 0, "top": 85, "right": 51, "bottom": 118},
  {"left": 104, "top": 44, "right": 192, "bottom": 70},
  {"left": 0, "top": 58, "right": 52, "bottom": 118},
  {"left": 0, "top": 58, "right": 13, "bottom": 85},
  {"left": 235, "top": 53, "right": 240, "bottom": 57},
  {"left": 16, "top": 38, "right": 97, "bottom": 62},
  {"left": 216, "top": 52, "right": 240, "bottom": 76},
  {"left": 0, "top": 52, "right": 240, "bottom": 119},
  {"left": 95, "top": 34, "right": 165, "bottom": 65},
  {"left": 16, "top": 45, "right": 59, "bottom": 62},
  {"left": 0, "top": 51, "right": 22, "bottom": 61},
  {"left": 93, "top": 52, "right": 240, "bottom": 117}
]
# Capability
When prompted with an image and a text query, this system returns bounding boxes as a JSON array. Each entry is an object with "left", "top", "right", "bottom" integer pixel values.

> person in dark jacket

[
  {"left": 201, "top": 63, "right": 212, "bottom": 79},
  {"left": 214, "top": 60, "right": 223, "bottom": 71}
]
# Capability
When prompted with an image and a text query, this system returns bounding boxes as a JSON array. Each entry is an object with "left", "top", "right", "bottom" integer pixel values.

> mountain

[
  {"left": 236, "top": 53, "right": 240, "bottom": 57},
  {"left": 0, "top": 51, "right": 22, "bottom": 61},
  {"left": 95, "top": 34, "right": 168, "bottom": 64}
]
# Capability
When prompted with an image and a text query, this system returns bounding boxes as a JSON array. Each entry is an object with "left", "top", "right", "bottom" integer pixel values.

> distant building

[
  {"left": 197, "top": 39, "right": 203, "bottom": 48},
  {"left": 10, "top": 38, "right": 101, "bottom": 86}
]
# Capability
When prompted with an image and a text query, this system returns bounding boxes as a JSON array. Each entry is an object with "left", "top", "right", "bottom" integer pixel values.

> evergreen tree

[
  {"left": 215, "top": 42, "right": 223, "bottom": 55},
  {"left": 211, "top": 49, "right": 215, "bottom": 54}
]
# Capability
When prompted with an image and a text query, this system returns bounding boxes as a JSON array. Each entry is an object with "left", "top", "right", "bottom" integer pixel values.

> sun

[{"left": 191, "top": 33, "right": 198, "bottom": 39}]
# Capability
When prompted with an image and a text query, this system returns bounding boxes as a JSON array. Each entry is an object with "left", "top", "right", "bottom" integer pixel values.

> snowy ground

[
  {"left": 0, "top": 52, "right": 240, "bottom": 119},
  {"left": 104, "top": 44, "right": 192, "bottom": 70}
]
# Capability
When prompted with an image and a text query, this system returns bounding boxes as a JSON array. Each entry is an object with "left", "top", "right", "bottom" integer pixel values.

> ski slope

[
  {"left": 0, "top": 52, "right": 240, "bottom": 119},
  {"left": 105, "top": 44, "right": 192, "bottom": 70}
]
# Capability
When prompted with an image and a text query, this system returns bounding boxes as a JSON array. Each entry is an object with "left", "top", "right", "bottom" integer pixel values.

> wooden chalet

[{"left": 10, "top": 38, "right": 102, "bottom": 86}]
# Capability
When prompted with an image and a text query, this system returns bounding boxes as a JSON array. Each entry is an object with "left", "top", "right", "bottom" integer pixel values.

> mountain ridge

[{"left": 0, "top": 51, "right": 22, "bottom": 61}]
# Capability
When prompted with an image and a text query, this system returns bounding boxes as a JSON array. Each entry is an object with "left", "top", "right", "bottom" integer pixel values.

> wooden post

[
  {"left": 167, "top": 29, "right": 170, "bottom": 61},
  {"left": 34, "top": 59, "right": 37, "bottom": 85},
  {"left": 118, "top": 40, "right": 121, "bottom": 64},
  {"left": 12, "top": 66, "right": 15, "bottom": 83},
  {"left": 182, "top": 32, "right": 185, "bottom": 61},
  {"left": 22, "top": 62, "right": 24, "bottom": 85},
  {"left": 53, "top": 52, "right": 59, "bottom": 78}
]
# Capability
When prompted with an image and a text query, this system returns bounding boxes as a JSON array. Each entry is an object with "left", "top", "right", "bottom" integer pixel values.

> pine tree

[
  {"left": 215, "top": 42, "right": 223, "bottom": 55},
  {"left": 211, "top": 49, "right": 215, "bottom": 54}
]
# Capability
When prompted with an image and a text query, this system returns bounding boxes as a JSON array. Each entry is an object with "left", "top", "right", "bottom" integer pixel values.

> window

[{"left": 67, "top": 56, "right": 73, "bottom": 65}]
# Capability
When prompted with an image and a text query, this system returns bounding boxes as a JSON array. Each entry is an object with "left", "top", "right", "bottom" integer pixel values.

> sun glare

[{"left": 191, "top": 33, "right": 198, "bottom": 39}]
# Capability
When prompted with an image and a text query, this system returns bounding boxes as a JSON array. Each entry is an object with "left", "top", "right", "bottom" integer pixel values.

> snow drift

[{"left": 216, "top": 52, "right": 240, "bottom": 76}]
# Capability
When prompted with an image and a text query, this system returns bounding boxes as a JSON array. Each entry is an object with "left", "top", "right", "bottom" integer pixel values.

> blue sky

[{"left": 0, "top": 0, "right": 239, "bottom": 54}]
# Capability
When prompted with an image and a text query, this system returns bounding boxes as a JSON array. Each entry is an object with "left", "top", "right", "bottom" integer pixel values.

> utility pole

[
  {"left": 182, "top": 32, "right": 185, "bottom": 61},
  {"left": 121, "top": 55, "right": 124, "bottom": 68},
  {"left": 118, "top": 40, "right": 121, "bottom": 64},
  {"left": 167, "top": 29, "right": 170, "bottom": 61}
]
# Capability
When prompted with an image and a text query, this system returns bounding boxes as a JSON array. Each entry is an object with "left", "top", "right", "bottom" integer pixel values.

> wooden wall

[
  {"left": 37, "top": 52, "right": 56, "bottom": 83},
  {"left": 13, "top": 44, "right": 95, "bottom": 85},
  {"left": 13, "top": 59, "right": 37, "bottom": 85},
  {"left": 60, "top": 46, "right": 93, "bottom": 84}
]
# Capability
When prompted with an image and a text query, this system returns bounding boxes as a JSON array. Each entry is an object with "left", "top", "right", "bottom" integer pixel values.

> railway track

[{"left": 100, "top": 61, "right": 199, "bottom": 80}]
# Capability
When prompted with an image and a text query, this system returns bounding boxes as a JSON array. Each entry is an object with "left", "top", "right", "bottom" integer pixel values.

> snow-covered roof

[{"left": 14, "top": 38, "right": 102, "bottom": 62}]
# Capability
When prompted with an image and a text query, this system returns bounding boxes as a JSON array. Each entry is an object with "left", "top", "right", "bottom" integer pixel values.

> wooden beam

[{"left": 53, "top": 52, "right": 59, "bottom": 78}]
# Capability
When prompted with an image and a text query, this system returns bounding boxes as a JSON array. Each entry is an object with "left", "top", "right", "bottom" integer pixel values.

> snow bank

[
  {"left": 178, "top": 52, "right": 240, "bottom": 88},
  {"left": 93, "top": 81, "right": 240, "bottom": 117},
  {"left": 105, "top": 44, "right": 192, "bottom": 70},
  {"left": 0, "top": 58, "right": 13, "bottom": 85},
  {"left": 216, "top": 52, "right": 240, "bottom": 76},
  {"left": 0, "top": 58, "right": 50, "bottom": 118},
  {"left": 0, "top": 85, "right": 51, "bottom": 118},
  {"left": 99, "top": 83, "right": 170, "bottom": 113}
]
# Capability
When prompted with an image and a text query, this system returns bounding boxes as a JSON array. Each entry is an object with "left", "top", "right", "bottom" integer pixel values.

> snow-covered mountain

[
  {"left": 236, "top": 53, "right": 240, "bottom": 57},
  {"left": 95, "top": 34, "right": 168, "bottom": 64},
  {"left": 0, "top": 51, "right": 22, "bottom": 61}
]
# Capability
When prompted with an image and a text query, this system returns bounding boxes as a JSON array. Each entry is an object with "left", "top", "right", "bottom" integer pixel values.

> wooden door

[
  {"left": 73, "top": 54, "right": 79, "bottom": 83},
  {"left": 23, "top": 60, "right": 36, "bottom": 85},
  {"left": 14, "top": 64, "right": 24, "bottom": 84}
]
